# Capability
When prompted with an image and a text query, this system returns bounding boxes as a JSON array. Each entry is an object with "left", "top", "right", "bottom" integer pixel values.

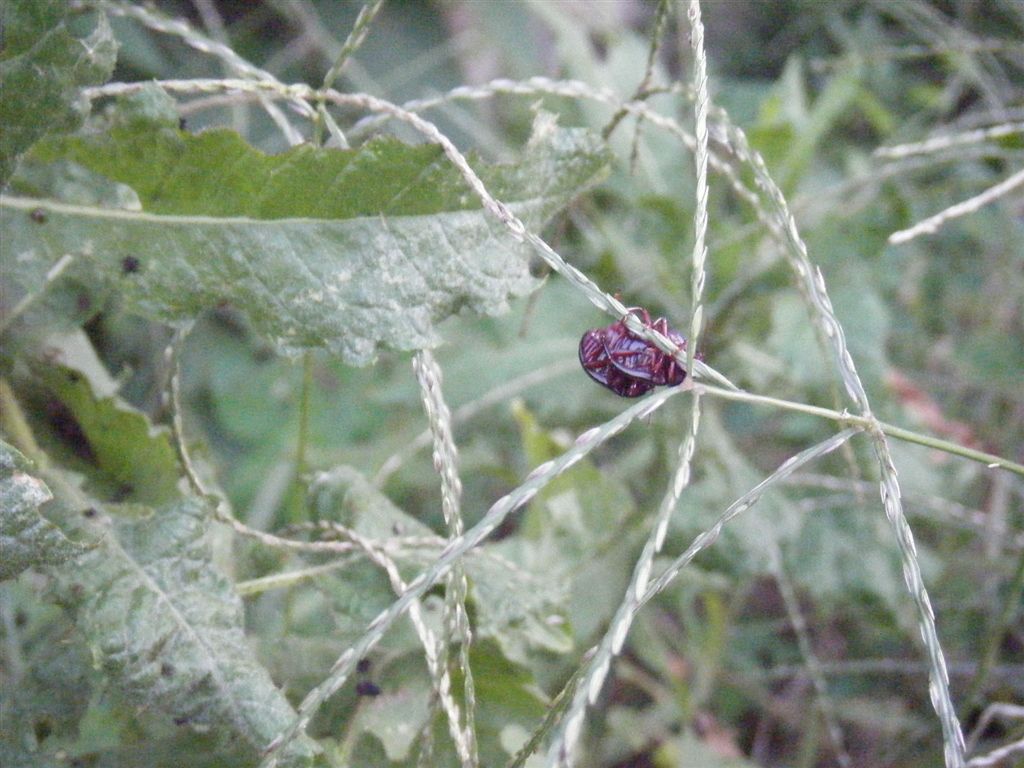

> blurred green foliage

[{"left": 2, "top": 2, "right": 1022, "bottom": 767}]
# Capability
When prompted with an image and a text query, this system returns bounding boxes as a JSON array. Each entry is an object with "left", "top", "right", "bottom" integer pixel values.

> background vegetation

[{"left": 2, "top": 1, "right": 1022, "bottom": 767}]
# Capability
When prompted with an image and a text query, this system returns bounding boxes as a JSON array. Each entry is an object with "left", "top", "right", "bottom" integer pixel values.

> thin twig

[
  {"left": 874, "top": 121, "right": 1024, "bottom": 159},
  {"left": 965, "top": 736, "right": 1024, "bottom": 768},
  {"left": 313, "top": 0, "right": 384, "bottom": 146},
  {"left": 966, "top": 703, "right": 1024, "bottom": 753},
  {"left": 321, "top": 0, "right": 384, "bottom": 92},
  {"left": 530, "top": 429, "right": 858, "bottom": 767},
  {"left": 640, "top": 430, "right": 859, "bottom": 605},
  {"left": 0, "top": 253, "right": 75, "bottom": 336},
  {"left": 95, "top": 0, "right": 308, "bottom": 142},
  {"left": 191, "top": 0, "right": 247, "bottom": 135},
  {"left": 374, "top": 358, "right": 578, "bottom": 486},
  {"left": 888, "top": 167, "right": 1024, "bottom": 244},
  {"left": 694, "top": 383, "right": 1024, "bottom": 477},
  {"left": 601, "top": 0, "right": 671, "bottom": 154}
]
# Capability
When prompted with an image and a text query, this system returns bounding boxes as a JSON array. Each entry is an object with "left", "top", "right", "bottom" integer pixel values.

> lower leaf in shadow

[{"left": 54, "top": 497, "right": 320, "bottom": 767}]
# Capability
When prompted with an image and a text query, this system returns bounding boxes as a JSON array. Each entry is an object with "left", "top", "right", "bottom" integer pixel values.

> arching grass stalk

[
  {"left": 716, "top": 108, "right": 967, "bottom": 765},
  {"left": 545, "top": 428, "right": 859, "bottom": 766}
]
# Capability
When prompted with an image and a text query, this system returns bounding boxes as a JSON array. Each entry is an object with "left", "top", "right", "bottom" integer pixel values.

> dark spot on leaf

[
  {"left": 253, "top": 345, "right": 274, "bottom": 363},
  {"left": 14, "top": 610, "right": 27, "bottom": 627},
  {"left": 111, "top": 483, "right": 134, "bottom": 502},
  {"left": 30, "top": 207, "right": 47, "bottom": 224},
  {"left": 66, "top": 370, "right": 81, "bottom": 383},
  {"left": 356, "top": 681, "right": 381, "bottom": 697},
  {"left": 211, "top": 303, "right": 250, "bottom": 336},
  {"left": 121, "top": 256, "right": 141, "bottom": 274},
  {"left": 70, "top": 583, "right": 84, "bottom": 599},
  {"left": 76, "top": 293, "right": 91, "bottom": 312},
  {"left": 45, "top": 400, "right": 96, "bottom": 463},
  {"left": 33, "top": 716, "right": 54, "bottom": 742},
  {"left": 174, "top": 716, "right": 189, "bottom": 726},
  {"left": 391, "top": 522, "right": 403, "bottom": 535},
  {"left": 588, "top": 31, "right": 609, "bottom": 60},
  {"left": 356, "top": 658, "right": 372, "bottom": 675},
  {"left": 160, "top": 662, "right": 175, "bottom": 677},
  {"left": 82, "top": 507, "right": 98, "bottom": 518}
]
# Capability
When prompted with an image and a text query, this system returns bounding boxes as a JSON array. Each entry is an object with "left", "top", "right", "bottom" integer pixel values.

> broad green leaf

[
  {"left": 57, "top": 496, "right": 319, "bottom": 767},
  {"left": 465, "top": 637, "right": 548, "bottom": 719},
  {"left": 6, "top": 106, "right": 612, "bottom": 362},
  {"left": 311, "top": 465, "right": 436, "bottom": 539},
  {"left": 315, "top": 559, "right": 428, "bottom": 657},
  {"left": 0, "top": 0, "right": 117, "bottom": 185},
  {"left": 34, "top": 103, "right": 597, "bottom": 220},
  {"left": 351, "top": 674, "right": 430, "bottom": 762},
  {"left": 12, "top": 352, "right": 318, "bottom": 765},
  {"left": 21, "top": 358, "right": 180, "bottom": 506},
  {"left": 0, "top": 440, "right": 86, "bottom": 579}
]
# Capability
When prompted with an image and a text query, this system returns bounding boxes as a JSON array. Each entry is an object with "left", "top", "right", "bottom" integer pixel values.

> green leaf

[
  {"left": 20, "top": 348, "right": 181, "bottom": 506},
  {"left": 311, "top": 466, "right": 570, "bottom": 661},
  {"left": 351, "top": 675, "right": 430, "bottom": 762},
  {"left": 0, "top": 586, "right": 93, "bottom": 756},
  {"left": 34, "top": 102, "right": 599, "bottom": 220},
  {"left": 511, "top": 399, "right": 635, "bottom": 550},
  {"left": 56, "top": 496, "right": 319, "bottom": 767},
  {"left": 10, "top": 346, "right": 317, "bottom": 764},
  {"left": 312, "top": 465, "right": 435, "bottom": 539},
  {"left": 469, "top": 547, "right": 572, "bottom": 661},
  {"left": 460, "top": 639, "right": 548, "bottom": 766},
  {"left": 791, "top": 505, "right": 906, "bottom": 616},
  {"left": 0, "top": 440, "right": 86, "bottom": 579},
  {"left": 510, "top": 399, "right": 639, "bottom": 641},
  {"left": 0, "top": 0, "right": 117, "bottom": 185},
  {"left": 7, "top": 108, "right": 611, "bottom": 362}
]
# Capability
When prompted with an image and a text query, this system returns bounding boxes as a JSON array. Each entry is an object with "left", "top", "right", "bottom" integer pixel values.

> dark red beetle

[{"left": 579, "top": 308, "right": 690, "bottom": 397}]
